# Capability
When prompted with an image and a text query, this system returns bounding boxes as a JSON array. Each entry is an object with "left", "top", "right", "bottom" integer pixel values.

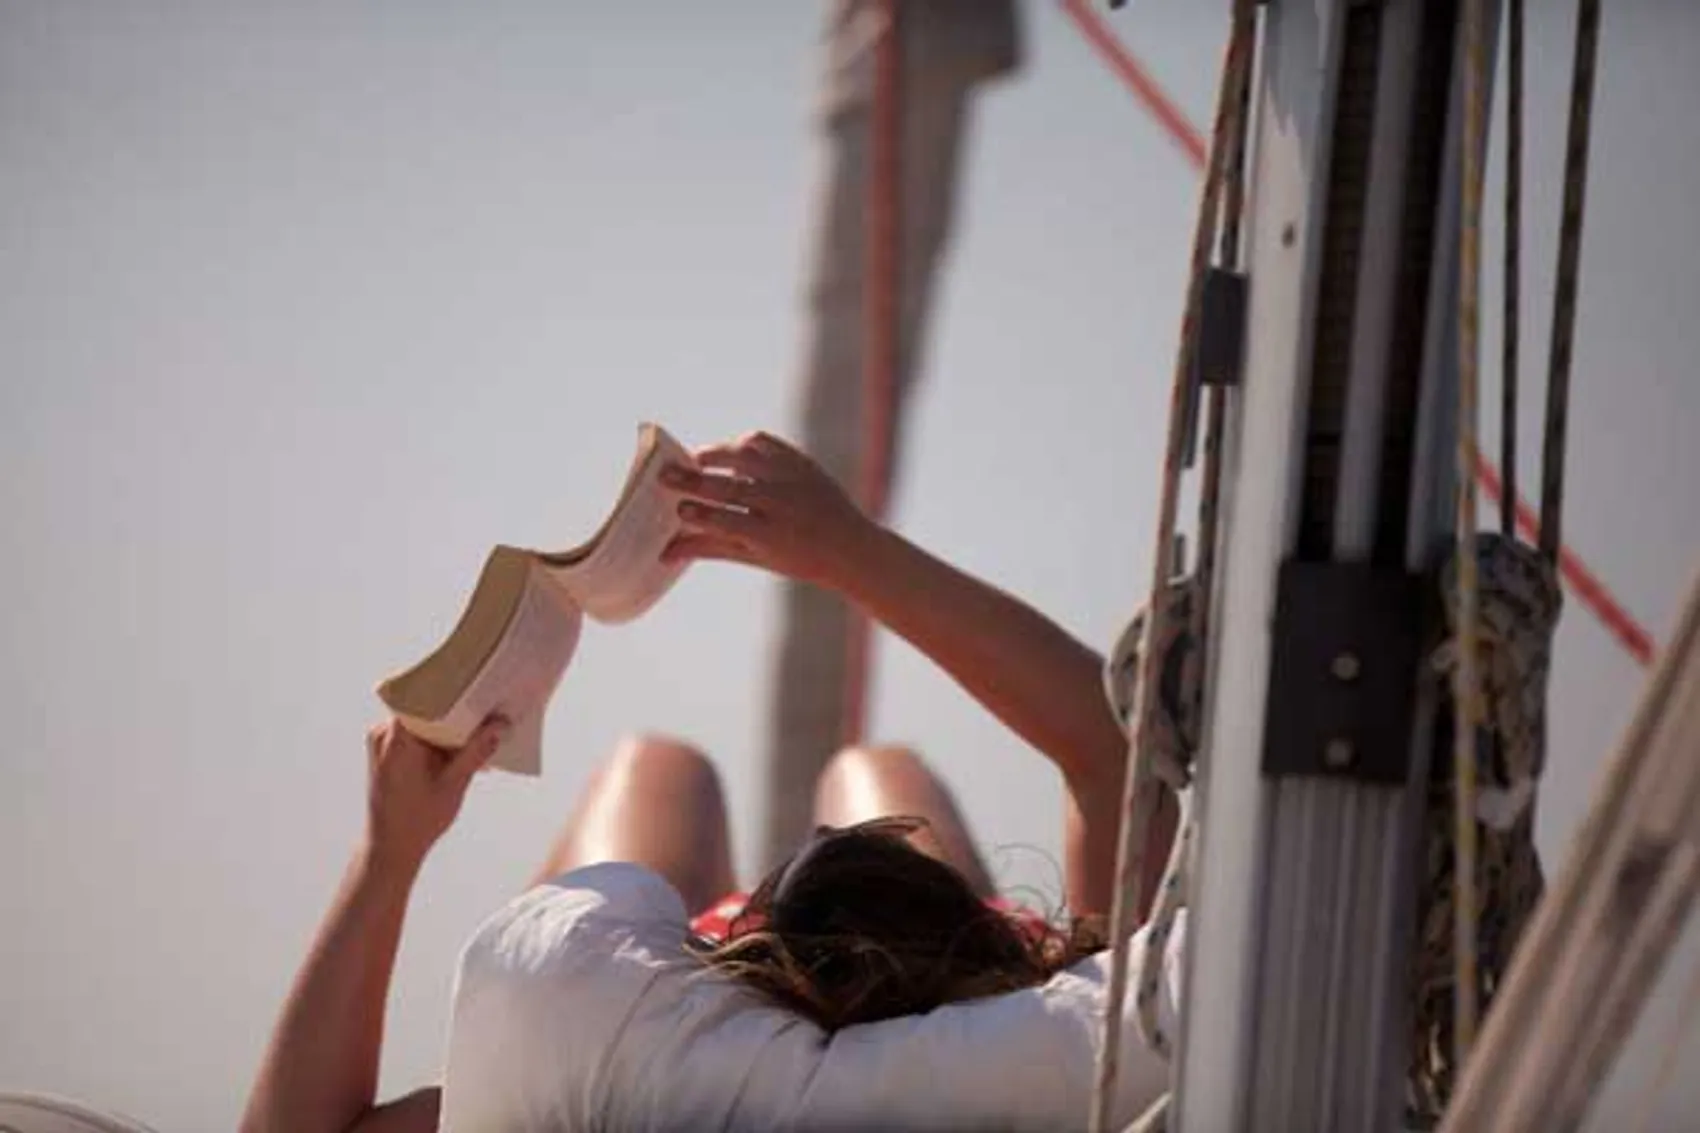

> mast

[{"left": 1174, "top": 2, "right": 1494, "bottom": 1129}]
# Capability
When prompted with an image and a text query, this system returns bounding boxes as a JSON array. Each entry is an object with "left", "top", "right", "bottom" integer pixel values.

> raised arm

[
  {"left": 240, "top": 717, "right": 506, "bottom": 1133},
  {"left": 662, "top": 431, "right": 1174, "bottom": 917}
]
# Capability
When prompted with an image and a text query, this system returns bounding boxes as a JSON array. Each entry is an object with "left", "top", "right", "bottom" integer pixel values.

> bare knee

[
  {"left": 548, "top": 733, "right": 733, "bottom": 908},
  {"left": 604, "top": 732, "right": 722, "bottom": 798},
  {"left": 583, "top": 732, "right": 728, "bottom": 835},
  {"left": 817, "top": 742, "right": 932, "bottom": 793},
  {"left": 812, "top": 742, "right": 992, "bottom": 896},
  {"left": 814, "top": 742, "right": 942, "bottom": 823}
]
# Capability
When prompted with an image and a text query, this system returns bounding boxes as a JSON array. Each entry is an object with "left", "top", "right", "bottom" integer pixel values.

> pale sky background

[{"left": 1, "top": 2, "right": 1696, "bottom": 1130}]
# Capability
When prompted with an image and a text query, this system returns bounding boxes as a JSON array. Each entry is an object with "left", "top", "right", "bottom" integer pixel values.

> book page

[
  {"left": 546, "top": 426, "right": 697, "bottom": 624},
  {"left": 397, "top": 568, "right": 582, "bottom": 774}
]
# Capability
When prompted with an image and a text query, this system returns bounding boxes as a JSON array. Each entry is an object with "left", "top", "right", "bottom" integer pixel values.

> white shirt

[{"left": 439, "top": 862, "right": 1183, "bottom": 1132}]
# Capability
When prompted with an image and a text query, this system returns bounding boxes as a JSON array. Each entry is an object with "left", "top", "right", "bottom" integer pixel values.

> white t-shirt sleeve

[{"left": 438, "top": 862, "right": 688, "bottom": 1133}]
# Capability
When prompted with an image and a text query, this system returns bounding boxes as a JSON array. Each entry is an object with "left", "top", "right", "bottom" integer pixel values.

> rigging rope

[
  {"left": 1124, "top": 8, "right": 1256, "bottom": 1070},
  {"left": 1066, "top": 1, "right": 1611, "bottom": 1125},
  {"left": 1538, "top": 0, "right": 1602, "bottom": 561},
  {"left": 1103, "top": 580, "right": 1202, "bottom": 1062},
  {"left": 1501, "top": 0, "right": 1524, "bottom": 538},
  {"left": 1060, "top": 0, "right": 1655, "bottom": 669},
  {"left": 842, "top": 0, "right": 904, "bottom": 748},
  {"left": 1447, "top": 0, "right": 1602, "bottom": 1091},
  {"left": 1453, "top": 0, "right": 1492, "bottom": 1068},
  {"left": 1416, "top": 537, "right": 1561, "bottom": 1121},
  {"left": 1087, "top": 3, "right": 1257, "bottom": 1129},
  {"left": 1436, "top": 565, "right": 1700, "bottom": 1133},
  {"left": 1187, "top": 0, "right": 1253, "bottom": 743},
  {"left": 1429, "top": 0, "right": 1603, "bottom": 1118}
]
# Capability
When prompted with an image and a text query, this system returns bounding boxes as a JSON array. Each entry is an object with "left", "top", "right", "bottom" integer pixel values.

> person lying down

[{"left": 240, "top": 431, "right": 1185, "bottom": 1133}]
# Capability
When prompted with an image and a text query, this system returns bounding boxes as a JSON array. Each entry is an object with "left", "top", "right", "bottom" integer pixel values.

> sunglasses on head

[{"left": 771, "top": 815, "right": 929, "bottom": 904}]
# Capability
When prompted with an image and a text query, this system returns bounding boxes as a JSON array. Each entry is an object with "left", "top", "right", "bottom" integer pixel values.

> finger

[
  {"left": 749, "top": 431, "right": 795, "bottom": 457},
  {"left": 692, "top": 442, "right": 771, "bottom": 478},
  {"left": 677, "top": 499, "right": 761, "bottom": 539},
  {"left": 660, "top": 465, "right": 759, "bottom": 507},
  {"left": 449, "top": 717, "right": 509, "bottom": 782},
  {"left": 662, "top": 531, "right": 757, "bottom": 566}
]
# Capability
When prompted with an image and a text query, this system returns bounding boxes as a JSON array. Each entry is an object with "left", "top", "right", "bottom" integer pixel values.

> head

[{"left": 692, "top": 817, "right": 1101, "bottom": 1031}]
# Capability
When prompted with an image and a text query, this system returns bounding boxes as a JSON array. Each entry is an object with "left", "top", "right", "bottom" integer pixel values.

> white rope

[{"left": 1134, "top": 786, "right": 1193, "bottom": 1056}]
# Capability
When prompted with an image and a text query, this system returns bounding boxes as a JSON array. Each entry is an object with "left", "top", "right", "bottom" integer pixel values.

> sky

[{"left": 1, "top": 2, "right": 1696, "bottom": 1129}]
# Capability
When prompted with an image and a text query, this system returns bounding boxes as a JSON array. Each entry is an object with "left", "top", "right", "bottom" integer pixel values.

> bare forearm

[
  {"left": 241, "top": 844, "right": 418, "bottom": 1133},
  {"left": 662, "top": 433, "right": 1172, "bottom": 917},
  {"left": 841, "top": 525, "right": 1178, "bottom": 916},
  {"left": 843, "top": 525, "right": 1126, "bottom": 789}
]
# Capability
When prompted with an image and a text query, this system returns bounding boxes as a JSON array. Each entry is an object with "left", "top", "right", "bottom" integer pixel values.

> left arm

[{"left": 240, "top": 718, "right": 506, "bottom": 1133}]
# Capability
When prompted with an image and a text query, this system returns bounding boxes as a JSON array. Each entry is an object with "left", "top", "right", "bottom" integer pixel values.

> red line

[
  {"left": 1060, "top": 0, "right": 1208, "bottom": 169},
  {"left": 1063, "top": 0, "right": 1655, "bottom": 668}
]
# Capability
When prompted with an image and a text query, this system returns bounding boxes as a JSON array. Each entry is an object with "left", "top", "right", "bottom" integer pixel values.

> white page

[
  {"left": 549, "top": 427, "right": 697, "bottom": 624},
  {"left": 396, "top": 569, "right": 581, "bottom": 774}
]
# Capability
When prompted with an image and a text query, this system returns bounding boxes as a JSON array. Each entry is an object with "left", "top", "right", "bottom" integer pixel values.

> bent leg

[
  {"left": 531, "top": 734, "right": 736, "bottom": 914},
  {"left": 812, "top": 744, "right": 994, "bottom": 898}
]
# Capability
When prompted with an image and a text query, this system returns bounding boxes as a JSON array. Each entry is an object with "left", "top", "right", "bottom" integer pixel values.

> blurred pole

[
  {"left": 762, "top": 0, "right": 1022, "bottom": 871},
  {"left": 840, "top": 0, "right": 904, "bottom": 758}
]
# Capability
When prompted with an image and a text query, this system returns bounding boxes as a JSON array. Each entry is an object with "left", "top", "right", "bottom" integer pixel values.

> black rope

[
  {"left": 1539, "top": 0, "right": 1602, "bottom": 561},
  {"left": 1500, "top": 0, "right": 1523, "bottom": 538}
]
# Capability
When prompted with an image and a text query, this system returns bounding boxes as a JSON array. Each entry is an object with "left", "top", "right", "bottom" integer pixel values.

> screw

[
  {"left": 1324, "top": 738, "right": 1355, "bottom": 768},
  {"left": 1281, "top": 223, "right": 1297, "bottom": 247},
  {"left": 1331, "top": 652, "right": 1361, "bottom": 682}
]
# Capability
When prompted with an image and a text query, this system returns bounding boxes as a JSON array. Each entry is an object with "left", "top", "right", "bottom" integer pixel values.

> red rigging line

[
  {"left": 1060, "top": 0, "right": 1207, "bottom": 170},
  {"left": 1061, "top": 0, "right": 1656, "bottom": 669},
  {"left": 842, "top": 0, "right": 905, "bottom": 748}
]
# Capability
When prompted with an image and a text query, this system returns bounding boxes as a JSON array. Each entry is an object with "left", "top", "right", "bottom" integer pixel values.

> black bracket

[
  {"left": 1182, "top": 267, "right": 1249, "bottom": 469},
  {"left": 1261, "top": 560, "right": 1425, "bottom": 784},
  {"left": 1195, "top": 267, "right": 1248, "bottom": 390}
]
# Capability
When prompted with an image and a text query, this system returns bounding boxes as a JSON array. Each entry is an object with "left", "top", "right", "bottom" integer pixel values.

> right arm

[
  {"left": 662, "top": 431, "right": 1175, "bottom": 918},
  {"left": 836, "top": 522, "right": 1176, "bottom": 920},
  {"left": 844, "top": 523, "right": 1125, "bottom": 795}
]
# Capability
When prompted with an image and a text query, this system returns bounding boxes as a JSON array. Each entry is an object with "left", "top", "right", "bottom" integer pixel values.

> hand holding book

[
  {"left": 376, "top": 424, "right": 698, "bottom": 776},
  {"left": 364, "top": 715, "right": 509, "bottom": 871},
  {"left": 660, "top": 430, "right": 876, "bottom": 593},
  {"left": 377, "top": 427, "right": 883, "bottom": 778}
]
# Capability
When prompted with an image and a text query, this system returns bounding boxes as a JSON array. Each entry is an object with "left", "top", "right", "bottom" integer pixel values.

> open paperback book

[{"left": 377, "top": 423, "right": 696, "bottom": 775}]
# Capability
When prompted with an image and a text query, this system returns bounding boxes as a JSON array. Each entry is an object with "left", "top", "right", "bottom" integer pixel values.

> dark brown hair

[{"left": 690, "top": 818, "right": 1105, "bottom": 1032}]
